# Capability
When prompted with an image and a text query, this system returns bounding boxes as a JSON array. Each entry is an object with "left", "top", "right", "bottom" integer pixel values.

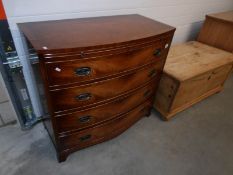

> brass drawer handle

[
  {"left": 148, "top": 69, "right": 157, "bottom": 77},
  {"left": 76, "top": 93, "right": 92, "bottom": 101},
  {"left": 79, "top": 115, "right": 91, "bottom": 123},
  {"left": 153, "top": 48, "right": 161, "bottom": 57},
  {"left": 74, "top": 67, "right": 91, "bottom": 76},
  {"left": 79, "top": 134, "right": 91, "bottom": 142}
]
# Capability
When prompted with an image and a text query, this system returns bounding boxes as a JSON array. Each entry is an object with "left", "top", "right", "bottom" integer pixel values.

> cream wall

[
  {"left": 3, "top": 0, "right": 233, "bottom": 43},
  {"left": 2, "top": 0, "right": 233, "bottom": 116}
]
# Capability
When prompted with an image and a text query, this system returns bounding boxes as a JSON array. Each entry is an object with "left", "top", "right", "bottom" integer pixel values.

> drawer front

[
  {"left": 45, "top": 43, "right": 165, "bottom": 86},
  {"left": 50, "top": 61, "right": 163, "bottom": 113},
  {"left": 59, "top": 100, "right": 151, "bottom": 150},
  {"left": 55, "top": 81, "right": 157, "bottom": 134}
]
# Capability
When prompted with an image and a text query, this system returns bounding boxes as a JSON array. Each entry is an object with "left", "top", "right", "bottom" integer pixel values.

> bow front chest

[{"left": 19, "top": 14, "right": 175, "bottom": 162}]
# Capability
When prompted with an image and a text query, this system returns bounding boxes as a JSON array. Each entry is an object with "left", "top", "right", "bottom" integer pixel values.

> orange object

[{"left": 0, "top": 0, "right": 7, "bottom": 20}]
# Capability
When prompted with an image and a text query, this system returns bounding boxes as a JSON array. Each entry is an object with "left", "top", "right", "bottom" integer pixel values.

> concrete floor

[{"left": 0, "top": 74, "right": 233, "bottom": 175}]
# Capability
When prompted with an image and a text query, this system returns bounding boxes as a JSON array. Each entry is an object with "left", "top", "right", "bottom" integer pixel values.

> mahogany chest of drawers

[{"left": 19, "top": 14, "right": 175, "bottom": 162}]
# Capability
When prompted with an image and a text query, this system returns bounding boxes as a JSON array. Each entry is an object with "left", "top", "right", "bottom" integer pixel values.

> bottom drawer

[{"left": 59, "top": 100, "right": 151, "bottom": 150}]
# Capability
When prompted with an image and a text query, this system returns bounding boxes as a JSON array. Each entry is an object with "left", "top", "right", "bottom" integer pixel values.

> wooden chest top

[
  {"left": 18, "top": 14, "right": 175, "bottom": 54},
  {"left": 164, "top": 41, "right": 233, "bottom": 81},
  {"left": 197, "top": 11, "right": 233, "bottom": 53},
  {"left": 207, "top": 11, "right": 233, "bottom": 24}
]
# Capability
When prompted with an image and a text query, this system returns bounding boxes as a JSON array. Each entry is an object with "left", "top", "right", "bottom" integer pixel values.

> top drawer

[{"left": 44, "top": 41, "right": 169, "bottom": 87}]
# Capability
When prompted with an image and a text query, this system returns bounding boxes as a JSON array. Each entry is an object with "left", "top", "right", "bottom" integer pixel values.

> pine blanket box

[{"left": 154, "top": 41, "right": 233, "bottom": 120}]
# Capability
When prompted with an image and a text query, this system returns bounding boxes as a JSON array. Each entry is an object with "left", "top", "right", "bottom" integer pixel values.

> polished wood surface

[
  {"left": 20, "top": 15, "right": 175, "bottom": 162},
  {"left": 50, "top": 62, "right": 162, "bottom": 113},
  {"left": 55, "top": 81, "right": 156, "bottom": 134},
  {"left": 197, "top": 11, "right": 233, "bottom": 53},
  {"left": 45, "top": 42, "right": 165, "bottom": 87},
  {"left": 164, "top": 41, "right": 233, "bottom": 81},
  {"left": 207, "top": 11, "right": 233, "bottom": 24},
  {"left": 18, "top": 14, "right": 175, "bottom": 54},
  {"left": 154, "top": 41, "right": 233, "bottom": 120},
  {"left": 171, "top": 64, "right": 232, "bottom": 110},
  {"left": 154, "top": 74, "right": 177, "bottom": 112},
  {"left": 59, "top": 100, "right": 151, "bottom": 150}
]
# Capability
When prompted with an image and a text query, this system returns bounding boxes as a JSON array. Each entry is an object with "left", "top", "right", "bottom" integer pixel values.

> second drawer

[{"left": 55, "top": 81, "right": 156, "bottom": 134}]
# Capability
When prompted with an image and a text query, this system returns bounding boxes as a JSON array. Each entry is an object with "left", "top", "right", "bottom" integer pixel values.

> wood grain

[
  {"left": 19, "top": 15, "right": 175, "bottom": 162},
  {"left": 154, "top": 74, "right": 179, "bottom": 113},
  {"left": 197, "top": 11, "right": 233, "bottom": 53},
  {"left": 18, "top": 14, "right": 175, "bottom": 54},
  {"left": 59, "top": 99, "right": 152, "bottom": 150},
  {"left": 164, "top": 41, "right": 233, "bottom": 81},
  {"left": 45, "top": 43, "right": 164, "bottom": 87},
  {"left": 155, "top": 86, "right": 223, "bottom": 121},
  {"left": 171, "top": 64, "right": 233, "bottom": 111},
  {"left": 154, "top": 42, "right": 233, "bottom": 120},
  {"left": 207, "top": 11, "right": 233, "bottom": 24},
  {"left": 50, "top": 61, "right": 163, "bottom": 113},
  {"left": 55, "top": 81, "right": 156, "bottom": 134}
]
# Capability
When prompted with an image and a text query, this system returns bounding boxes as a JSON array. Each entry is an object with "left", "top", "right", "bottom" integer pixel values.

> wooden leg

[
  {"left": 161, "top": 115, "right": 170, "bottom": 121},
  {"left": 215, "top": 86, "right": 223, "bottom": 94},
  {"left": 57, "top": 152, "right": 68, "bottom": 163},
  {"left": 145, "top": 109, "right": 151, "bottom": 117}
]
